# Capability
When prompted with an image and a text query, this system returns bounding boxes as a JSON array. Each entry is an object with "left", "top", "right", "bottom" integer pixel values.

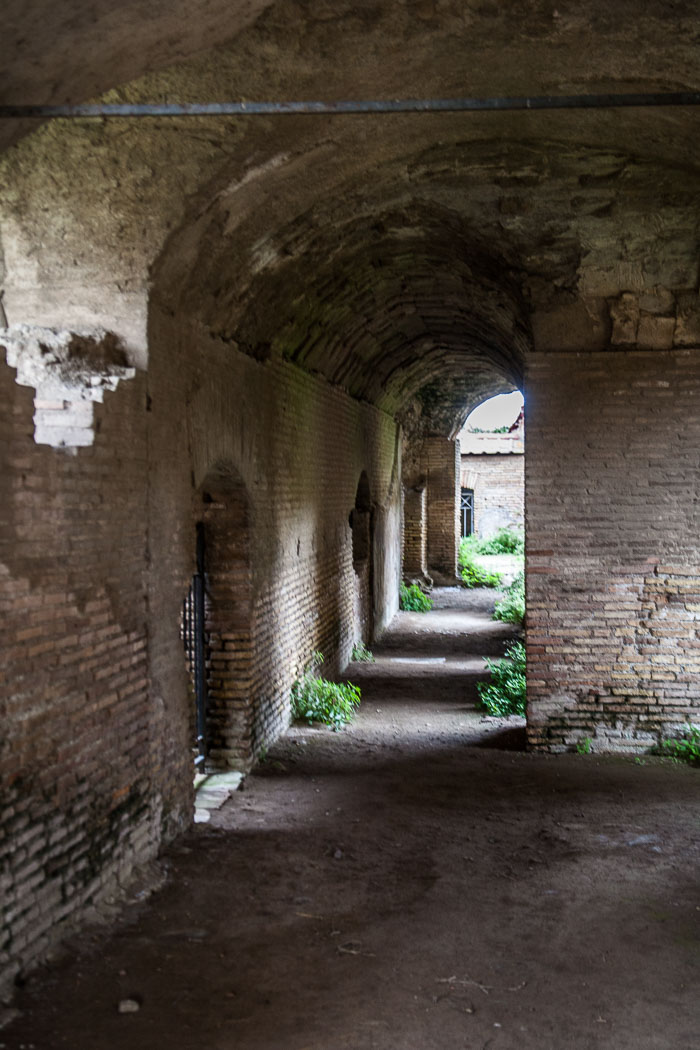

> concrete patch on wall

[{"left": 1, "top": 324, "right": 135, "bottom": 449}]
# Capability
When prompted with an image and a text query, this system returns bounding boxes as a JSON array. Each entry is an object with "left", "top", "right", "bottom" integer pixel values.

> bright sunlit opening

[{"left": 466, "top": 391, "right": 524, "bottom": 431}]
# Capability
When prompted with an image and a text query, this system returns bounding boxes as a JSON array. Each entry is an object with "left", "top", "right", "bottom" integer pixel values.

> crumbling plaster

[{"left": 1, "top": 325, "right": 135, "bottom": 449}]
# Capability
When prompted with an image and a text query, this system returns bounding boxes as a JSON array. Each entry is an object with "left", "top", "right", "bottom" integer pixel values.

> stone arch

[{"left": 457, "top": 393, "right": 525, "bottom": 541}]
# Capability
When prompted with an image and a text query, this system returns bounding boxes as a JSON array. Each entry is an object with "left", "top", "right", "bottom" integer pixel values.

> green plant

[
  {"left": 291, "top": 651, "right": 361, "bottom": 730},
  {"left": 576, "top": 737, "right": 592, "bottom": 755},
  {"left": 658, "top": 726, "right": 700, "bottom": 766},
  {"left": 458, "top": 541, "right": 502, "bottom": 589},
  {"left": 351, "top": 640, "right": 375, "bottom": 662},
  {"left": 460, "top": 533, "right": 480, "bottom": 551},
  {"left": 461, "top": 557, "right": 502, "bottom": 588},
  {"left": 400, "top": 581, "right": 434, "bottom": 612},
  {"left": 476, "top": 641, "right": 526, "bottom": 717},
  {"left": 474, "top": 527, "right": 525, "bottom": 556},
  {"left": 493, "top": 570, "right": 525, "bottom": 625}
]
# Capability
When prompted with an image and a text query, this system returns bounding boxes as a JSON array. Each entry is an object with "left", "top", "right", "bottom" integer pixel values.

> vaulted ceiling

[{"left": 2, "top": 0, "right": 699, "bottom": 434}]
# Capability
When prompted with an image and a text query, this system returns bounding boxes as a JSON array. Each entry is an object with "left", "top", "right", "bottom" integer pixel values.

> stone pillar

[{"left": 423, "top": 436, "right": 460, "bottom": 579}]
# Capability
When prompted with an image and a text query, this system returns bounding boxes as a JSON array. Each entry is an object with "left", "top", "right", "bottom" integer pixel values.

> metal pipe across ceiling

[{"left": 1, "top": 91, "right": 699, "bottom": 120}]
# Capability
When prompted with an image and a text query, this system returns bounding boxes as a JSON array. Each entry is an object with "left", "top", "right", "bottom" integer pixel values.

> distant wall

[
  {"left": 461, "top": 453, "right": 524, "bottom": 537},
  {"left": 0, "top": 311, "right": 401, "bottom": 997}
]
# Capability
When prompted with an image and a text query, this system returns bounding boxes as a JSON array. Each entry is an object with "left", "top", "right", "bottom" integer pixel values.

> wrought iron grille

[
  {"left": 460, "top": 488, "right": 474, "bottom": 538},
  {"left": 182, "top": 523, "right": 208, "bottom": 769}
]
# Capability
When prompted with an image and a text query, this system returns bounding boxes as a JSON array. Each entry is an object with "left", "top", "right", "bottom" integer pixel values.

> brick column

[
  {"left": 423, "top": 436, "right": 460, "bottom": 579},
  {"left": 403, "top": 485, "right": 427, "bottom": 577}
]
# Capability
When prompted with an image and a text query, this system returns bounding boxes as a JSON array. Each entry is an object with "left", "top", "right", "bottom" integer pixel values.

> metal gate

[{"left": 182, "top": 522, "right": 208, "bottom": 769}]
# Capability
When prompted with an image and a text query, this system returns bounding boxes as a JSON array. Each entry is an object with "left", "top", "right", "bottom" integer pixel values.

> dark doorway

[
  {"left": 182, "top": 522, "right": 208, "bottom": 770},
  {"left": 351, "top": 471, "right": 374, "bottom": 644},
  {"left": 460, "top": 487, "right": 474, "bottom": 537}
]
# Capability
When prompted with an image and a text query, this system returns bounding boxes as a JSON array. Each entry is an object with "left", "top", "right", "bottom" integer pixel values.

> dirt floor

[{"left": 3, "top": 588, "right": 700, "bottom": 1050}]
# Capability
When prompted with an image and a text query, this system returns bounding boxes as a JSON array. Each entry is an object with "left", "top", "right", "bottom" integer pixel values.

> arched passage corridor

[{"left": 1, "top": 0, "right": 700, "bottom": 1035}]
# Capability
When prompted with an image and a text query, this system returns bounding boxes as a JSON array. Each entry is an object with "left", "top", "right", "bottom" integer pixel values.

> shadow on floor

[{"left": 5, "top": 590, "right": 699, "bottom": 1050}]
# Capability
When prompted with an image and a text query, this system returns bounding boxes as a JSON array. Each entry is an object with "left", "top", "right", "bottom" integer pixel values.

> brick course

[{"left": 147, "top": 311, "right": 401, "bottom": 764}]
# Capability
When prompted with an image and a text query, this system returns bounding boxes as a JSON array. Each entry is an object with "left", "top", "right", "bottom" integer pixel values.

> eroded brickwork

[
  {"left": 0, "top": 352, "right": 181, "bottom": 998},
  {"left": 199, "top": 472, "right": 253, "bottom": 767},
  {"left": 526, "top": 350, "right": 700, "bottom": 751}
]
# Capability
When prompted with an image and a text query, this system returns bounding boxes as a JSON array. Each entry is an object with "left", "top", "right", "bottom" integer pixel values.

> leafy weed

[
  {"left": 400, "top": 581, "right": 434, "bottom": 612},
  {"left": 351, "top": 640, "right": 375, "bottom": 662},
  {"left": 476, "top": 641, "right": 526, "bottom": 717},
  {"left": 291, "top": 651, "right": 361, "bottom": 730}
]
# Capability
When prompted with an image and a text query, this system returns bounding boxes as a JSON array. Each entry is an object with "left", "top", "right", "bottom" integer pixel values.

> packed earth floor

[{"left": 4, "top": 589, "right": 700, "bottom": 1050}]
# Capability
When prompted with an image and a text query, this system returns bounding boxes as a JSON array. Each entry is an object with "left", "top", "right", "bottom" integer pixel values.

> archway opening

[
  {"left": 459, "top": 391, "right": 525, "bottom": 542},
  {"left": 456, "top": 389, "right": 526, "bottom": 726}
]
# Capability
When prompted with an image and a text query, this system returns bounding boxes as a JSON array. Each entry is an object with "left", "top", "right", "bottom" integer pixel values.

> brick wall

[
  {"left": 147, "top": 310, "right": 402, "bottom": 765},
  {"left": 423, "top": 437, "right": 460, "bottom": 578},
  {"left": 0, "top": 313, "right": 401, "bottom": 996},
  {"left": 526, "top": 349, "right": 700, "bottom": 752},
  {"left": 403, "top": 485, "right": 427, "bottom": 577},
  {"left": 0, "top": 350, "right": 176, "bottom": 999},
  {"left": 461, "top": 453, "right": 524, "bottom": 536}
]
